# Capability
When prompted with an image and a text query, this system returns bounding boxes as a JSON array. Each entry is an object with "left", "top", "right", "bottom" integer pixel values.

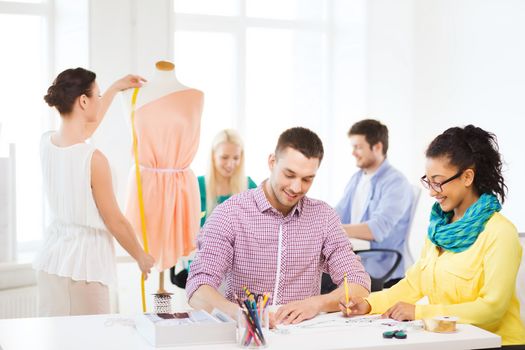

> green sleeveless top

[{"left": 197, "top": 176, "right": 257, "bottom": 227}]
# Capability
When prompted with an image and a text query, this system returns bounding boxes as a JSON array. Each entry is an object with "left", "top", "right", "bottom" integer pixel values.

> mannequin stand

[{"left": 153, "top": 270, "right": 173, "bottom": 314}]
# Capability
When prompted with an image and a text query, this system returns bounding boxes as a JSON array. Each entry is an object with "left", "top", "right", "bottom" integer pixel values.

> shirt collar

[
  {"left": 364, "top": 158, "right": 391, "bottom": 181},
  {"left": 254, "top": 181, "right": 303, "bottom": 217}
]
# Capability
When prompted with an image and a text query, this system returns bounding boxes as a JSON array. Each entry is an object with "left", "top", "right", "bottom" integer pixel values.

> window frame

[
  {"left": 0, "top": 0, "right": 54, "bottom": 263},
  {"left": 170, "top": 0, "right": 335, "bottom": 198}
]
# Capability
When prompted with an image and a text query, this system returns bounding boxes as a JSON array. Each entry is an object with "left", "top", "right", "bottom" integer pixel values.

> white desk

[{"left": 0, "top": 313, "right": 500, "bottom": 350}]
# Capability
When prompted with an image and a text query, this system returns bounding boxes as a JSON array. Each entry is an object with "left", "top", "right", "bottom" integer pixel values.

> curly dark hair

[
  {"left": 275, "top": 127, "right": 324, "bottom": 162},
  {"left": 44, "top": 67, "right": 96, "bottom": 114},
  {"left": 348, "top": 119, "right": 389, "bottom": 155},
  {"left": 425, "top": 125, "right": 507, "bottom": 203}
]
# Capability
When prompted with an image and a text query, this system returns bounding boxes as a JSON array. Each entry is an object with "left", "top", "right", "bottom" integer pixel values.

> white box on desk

[{"left": 135, "top": 309, "right": 236, "bottom": 347}]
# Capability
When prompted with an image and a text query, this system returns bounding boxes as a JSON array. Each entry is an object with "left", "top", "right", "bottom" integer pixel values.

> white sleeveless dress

[{"left": 33, "top": 131, "right": 116, "bottom": 286}]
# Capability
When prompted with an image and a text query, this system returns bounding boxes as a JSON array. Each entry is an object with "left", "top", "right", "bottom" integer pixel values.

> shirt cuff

[
  {"left": 346, "top": 270, "right": 372, "bottom": 293},
  {"left": 186, "top": 274, "right": 219, "bottom": 301},
  {"left": 365, "top": 220, "right": 383, "bottom": 242}
]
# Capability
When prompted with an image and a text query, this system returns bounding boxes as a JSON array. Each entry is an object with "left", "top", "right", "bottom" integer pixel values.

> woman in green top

[
  {"left": 198, "top": 129, "right": 257, "bottom": 226},
  {"left": 172, "top": 129, "right": 256, "bottom": 287}
]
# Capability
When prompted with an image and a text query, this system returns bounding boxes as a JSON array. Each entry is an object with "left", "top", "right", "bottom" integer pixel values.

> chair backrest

[
  {"left": 355, "top": 249, "right": 403, "bottom": 292},
  {"left": 518, "top": 232, "right": 525, "bottom": 324},
  {"left": 404, "top": 185, "right": 422, "bottom": 269},
  {"left": 320, "top": 249, "right": 403, "bottom": 294}
]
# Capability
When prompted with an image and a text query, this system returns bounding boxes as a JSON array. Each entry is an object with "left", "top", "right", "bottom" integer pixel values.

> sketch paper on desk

[{"left": 275, "top": 313, "right": 423, "bottom": 334}]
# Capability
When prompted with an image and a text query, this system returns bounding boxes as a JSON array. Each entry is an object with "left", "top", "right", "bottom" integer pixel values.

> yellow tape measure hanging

[{"left": 131, "top": 87, "right": 150, "bottom": 313}]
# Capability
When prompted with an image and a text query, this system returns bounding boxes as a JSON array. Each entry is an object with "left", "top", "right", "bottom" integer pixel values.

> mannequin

[
  {"left": 125, "top": 61, "right": 203, "bottom": 303},
  {"left": 130, "top": 61, "right": 188, "bottom": 108}
]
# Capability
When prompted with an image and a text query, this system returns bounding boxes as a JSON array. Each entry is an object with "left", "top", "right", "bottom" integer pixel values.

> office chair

[
  {"left": 170, "top": 266, "right": 188, "bottom": 289},
  {"left": 321, "top": 248, "right": 403, "bottom": 294}
]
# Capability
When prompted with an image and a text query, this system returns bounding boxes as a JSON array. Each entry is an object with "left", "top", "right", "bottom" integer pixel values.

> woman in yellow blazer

[{"left": 341, "top": 125, "right": 525, "bottom": 346}]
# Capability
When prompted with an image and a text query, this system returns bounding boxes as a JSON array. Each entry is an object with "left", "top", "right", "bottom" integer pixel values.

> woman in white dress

[{"left": 34, "top": 68, "right": 155, "bottom": 316}]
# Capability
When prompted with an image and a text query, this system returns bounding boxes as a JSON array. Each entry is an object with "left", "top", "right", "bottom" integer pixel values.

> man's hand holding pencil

[{"left": 338, "top": 295, "right": 371, "bottom": 317}]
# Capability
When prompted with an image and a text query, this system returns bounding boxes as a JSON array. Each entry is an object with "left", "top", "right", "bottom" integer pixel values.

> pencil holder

[{"left": 237, "top": 306, "right": 269, "bottom": 348}]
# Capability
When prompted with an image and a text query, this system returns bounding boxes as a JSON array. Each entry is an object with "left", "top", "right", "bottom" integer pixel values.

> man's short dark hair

[
  {"left": 348, "top": 119, "right": 389, "bottom": 155},
  {"left": 275, "top": 127, "right": 324, "bottom": 162}
]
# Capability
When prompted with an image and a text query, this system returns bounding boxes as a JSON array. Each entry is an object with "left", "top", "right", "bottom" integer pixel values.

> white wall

[
  {"left": 86, "top": 0, "right": 525, "bottom": 259},
  {"left": 87, "top": 0, "right": 369, "bottom": 209},
  {"left": 366, "top": 0, "right": 414, "bottom": 178},
  {"left": 367, "top": 0, "right": 525, "bottom": 238},
  {"left": 89, "top": 0, "right": 172, "bottom": 209},
  {"left": 413, "top": 0, "right": 525, "bottom": 231},
  {"left": 53, "top": 0, "right": 89, "bottom": 73},
  {"left": 328, "top": 0, "right": 368, "bottom": 205}
]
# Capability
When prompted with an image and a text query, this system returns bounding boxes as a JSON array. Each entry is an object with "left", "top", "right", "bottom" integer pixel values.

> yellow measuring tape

[{"left": 131, "top": 87, "right": 150, "bottom": 313}]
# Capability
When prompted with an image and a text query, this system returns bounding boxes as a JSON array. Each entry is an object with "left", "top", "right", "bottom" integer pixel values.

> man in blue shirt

[{"left": 336, "top": 119, "right": 414, "bottom": 288}]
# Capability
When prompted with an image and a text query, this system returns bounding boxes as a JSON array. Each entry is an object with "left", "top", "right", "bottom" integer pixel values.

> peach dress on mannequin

[{"left": 126, "top": 89, "right": 203, "bottom": 271}]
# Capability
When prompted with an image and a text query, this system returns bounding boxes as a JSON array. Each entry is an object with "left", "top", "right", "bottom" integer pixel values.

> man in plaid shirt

[{"left": 187, "top": 127, "right": 370, "bottom": 325}]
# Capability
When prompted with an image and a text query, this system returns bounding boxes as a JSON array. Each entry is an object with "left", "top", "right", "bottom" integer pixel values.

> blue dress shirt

[{"left": 335, "top": 159, "right": 414, "bottom": 280}]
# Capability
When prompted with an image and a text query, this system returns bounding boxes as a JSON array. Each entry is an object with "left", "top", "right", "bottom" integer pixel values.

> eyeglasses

[{"left": 420, "top": 171, "right": 463, "bottom": 193}]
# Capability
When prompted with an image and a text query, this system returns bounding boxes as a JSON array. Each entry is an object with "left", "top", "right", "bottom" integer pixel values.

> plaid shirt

[{"left": 186, "top": 185, "right": 370, "bottom": 305}]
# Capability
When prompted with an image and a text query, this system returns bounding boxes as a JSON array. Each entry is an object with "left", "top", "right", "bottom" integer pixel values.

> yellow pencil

[
  {"left": 261, "top": 293, "right": 269, "bottom": 309},
  {"left": 344, "top": 273, "right": 350, "bottom": 316}
]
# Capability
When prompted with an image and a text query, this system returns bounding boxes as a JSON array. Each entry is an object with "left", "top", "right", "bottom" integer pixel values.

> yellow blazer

[{"left": 367, "top": 212, "right": 525, "bottom": 345}]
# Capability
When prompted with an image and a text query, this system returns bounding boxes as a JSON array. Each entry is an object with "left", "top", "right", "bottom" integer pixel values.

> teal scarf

[{"left": 428, "top": 193, "right": 501, "bottom": 253}]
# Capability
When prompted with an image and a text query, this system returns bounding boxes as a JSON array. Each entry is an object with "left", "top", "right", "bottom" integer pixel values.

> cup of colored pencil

[{"left": 235, "top": 287, "right": 269, "bottom": 348}]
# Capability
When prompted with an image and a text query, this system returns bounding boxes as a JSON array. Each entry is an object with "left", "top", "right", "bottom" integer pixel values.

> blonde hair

[{"left": 205, "top": 129, "right": 248, "bottom": 216}]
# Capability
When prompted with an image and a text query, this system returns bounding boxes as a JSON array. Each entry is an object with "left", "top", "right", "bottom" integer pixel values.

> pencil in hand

[{"left": 344, "top": 273, "right": 350, "bottom": 316}]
